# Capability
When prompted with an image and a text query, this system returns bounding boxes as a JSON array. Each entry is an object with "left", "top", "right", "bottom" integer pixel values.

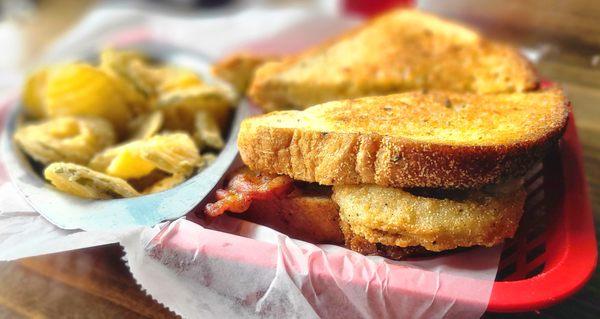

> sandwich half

[
  {"left": 249, "top": 9, "right": 538, "bottom": 111},
  {"left": 205, "top": 88, "right": 568, "bottom": 259}
]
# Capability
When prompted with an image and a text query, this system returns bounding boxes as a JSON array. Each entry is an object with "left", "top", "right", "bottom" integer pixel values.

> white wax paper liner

[
  {"left": 121, "top": 216, "right": 501, "bottom": 319},
  {"left": 0, "top": 4, "right": 501, "bottom": 318}
]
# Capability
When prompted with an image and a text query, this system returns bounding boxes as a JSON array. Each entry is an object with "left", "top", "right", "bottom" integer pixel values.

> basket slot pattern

[{"left": 496, "top": 163, "right": 549, "bottom": 281}]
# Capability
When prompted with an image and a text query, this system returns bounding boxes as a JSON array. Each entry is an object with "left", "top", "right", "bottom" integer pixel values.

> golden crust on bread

[
  {"left": 238, "top": 89, "right": 568, "bottom": 188},
  {"left": 212, "top": 53, "right": 273, "bottom": 94},
  {"left": 333, "top": 184, "right": 526, "bottom": 251},
  {"left": 249, "top": 9, "right": 538, "bottom": 111}
]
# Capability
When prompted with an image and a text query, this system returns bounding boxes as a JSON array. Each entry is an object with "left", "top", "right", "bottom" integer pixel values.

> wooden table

[{"left": 0, "top": 1, "right": 598, "bottom": 318}]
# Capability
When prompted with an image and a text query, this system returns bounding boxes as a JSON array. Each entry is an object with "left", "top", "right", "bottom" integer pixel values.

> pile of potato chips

[{"left": 14, "top": 49, "right": 236, "bottom": 199}]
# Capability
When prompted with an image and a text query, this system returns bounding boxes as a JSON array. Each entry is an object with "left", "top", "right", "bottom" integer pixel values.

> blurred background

[
  {"left": 0, "top": 0, "right": 598, "bottom": 317},
  {"left": 1, "top": 0, "right": 599, "bottom": 150}
]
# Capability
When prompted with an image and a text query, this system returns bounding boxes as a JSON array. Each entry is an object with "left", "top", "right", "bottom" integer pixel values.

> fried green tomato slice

[{"left": 332, "top": 183, "right": 526, "bottom": 251}]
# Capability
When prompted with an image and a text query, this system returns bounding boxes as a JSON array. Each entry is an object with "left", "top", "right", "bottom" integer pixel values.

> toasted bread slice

[
  {"left": 249, "top": 9, "right": 538, "bottom": 111},
  {"left": 238, "top": 89, "right": 568, "bottom": 188},
  {"left": 212, "top": 53, "right": 274, "bottom": 94}
]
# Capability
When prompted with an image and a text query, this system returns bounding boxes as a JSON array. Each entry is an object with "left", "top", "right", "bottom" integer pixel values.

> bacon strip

[{"left": 204, "top": 167, "right": 293, "bottom": 217}]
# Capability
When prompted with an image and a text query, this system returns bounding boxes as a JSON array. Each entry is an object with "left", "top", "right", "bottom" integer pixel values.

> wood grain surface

[
  {"left": 0, "top": 246, "right": 175, "bottom": 318},
  {"left": 0, "top": 1, "right": 598, "bottom": 318}
]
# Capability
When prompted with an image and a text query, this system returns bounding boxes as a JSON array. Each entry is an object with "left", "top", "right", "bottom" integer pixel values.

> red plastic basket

[
  {"left": 487, "top": 113, "right": 597, "bottom": 312},
  {"left": 340, "top": 1, "right": 598, "bottom": 311},
  {"left": 168, "top": 114, "right": 595, "bottom": 315}
]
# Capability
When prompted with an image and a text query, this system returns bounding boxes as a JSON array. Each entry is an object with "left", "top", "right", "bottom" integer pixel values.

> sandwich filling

[
  {"left": 206, "top": 167, "right": 526, "bottom": 259},
  {"left": 333, "top": 183, "right": 525, "bottom": 252}
]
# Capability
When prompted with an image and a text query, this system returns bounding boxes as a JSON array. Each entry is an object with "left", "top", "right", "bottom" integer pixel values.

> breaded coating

[
  {"left": 332, "top": 184, "right": 526, "bottom": 251},
  {"left": 339, "top": 220, "right": 431, "bottom": 259}
]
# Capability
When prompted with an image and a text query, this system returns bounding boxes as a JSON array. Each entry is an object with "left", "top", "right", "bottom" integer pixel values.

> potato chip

[
  {"left": 122, "top": 60, "right": 157, "bottom": 97},
  {"left": 90, "top": 133, "right": 200, "bottom": 179},
  {"left": 106, "top": 148, "right": 157, "bottom": 179},
  {"left": 22, "top": 67, "right": 52, "bottom": 118},
  {"left": 14, "top": 116, "right": 116, "bottom": 165},
  {"left": 194, "top": 111, "right": 224, "bottom": 150},
  {"left": 157, "top": 85, "right": 235, "bottom": 132},
  {"left": 127, "top": 111, "right": 163, "bottom": 141},
  {"left": 99, "top": 49, "right": 149, "bottom": 115},
  {"left": 44, "top": 63, "right": 133, "bottom": 133},
  {"left": 88, "top": 146, "right": 120, "bottom": 173},
  {"left": 127, "top": 61, "right": 205, "bottom": 97},
  {"left": 143, "top": 174, "right": 187, "bottom": 194},
  {"left": 99, "top": 48, "right": 148, "bottom": 70},
  {"left": 90, "top": 142, "right": 156, "bottom": 179},
  {"left": 44, "top": 162, "right": 139, "bottom": 199},
  {"left": 140, "top": 150, "right": 217, "bottom": 194},
  {"left": 159, "top": 67, "right": 205, "bottom": 93},
  {"left": 200, "top": 153, "right": 218, "bottom": 167},
  {"left": 17, "top": 49, "right": 233, "bottom": 199},
  {"left": 127, "top": 169, "right": 170, "bottom": 192},
  {"left": 140, "top": 133, "right": 200, "bottom": 176}
]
